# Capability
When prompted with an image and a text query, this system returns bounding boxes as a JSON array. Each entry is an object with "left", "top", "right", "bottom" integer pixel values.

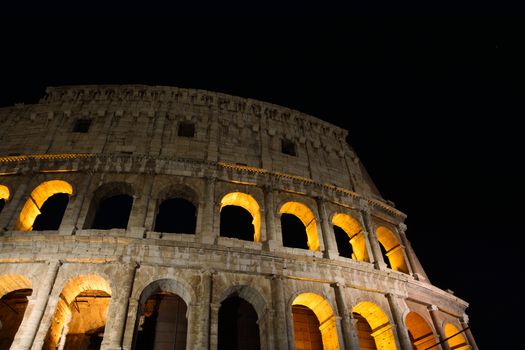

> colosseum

[{"left": 0, "top": 85, "right": 477, "bottom": 350}]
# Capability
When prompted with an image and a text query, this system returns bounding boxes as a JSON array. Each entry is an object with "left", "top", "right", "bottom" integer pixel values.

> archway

[
  {"left": 220, "top": 192, "right": 261, "bottom": 242},
  {"left": 375, "top": 227, "right": 408, "bottom": 273},
  {"left": 16, "top": 180, "right": 73, "bottom": 231},
  {"left": 405, "top": 312, "right": 437, "bottom": 350},
  {"left": 84, "top": 182, "right": 134, "bottom": 230},
  {"left": 0, "top": 184, "right": 9, "bottom": 215},
  {"left": 292, "top": 292, "right": 339, "bottom": 350},
  {"left": 218, "top": 296, "right": 260, "bottom": 350},
  {"left": 352, "top": 301, "right": 397, "bottom": 350},
  {"left": 332, "top": 213, "right": 369, "bottom": 261},
  {"left": 444, "top": 323, "right": 470, "bottom": 350},
  {"left": 280, "top": 202, "right": 320, "bottom": 251},
  {"left": 43, "top": 275, "right": 111, "bottom": 350},
  {"left": 0, "top": 275, "right": 32, "bottom": 349},
  {"left": 155, "top": 198, "right": 197, "bottom": 234}
]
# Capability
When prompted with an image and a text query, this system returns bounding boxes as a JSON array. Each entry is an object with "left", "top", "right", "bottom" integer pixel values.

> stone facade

[{"left": 0, "top": 85, "right": 477, "bottom": 350}]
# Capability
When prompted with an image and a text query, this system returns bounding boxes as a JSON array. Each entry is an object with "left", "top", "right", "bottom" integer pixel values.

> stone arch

[
  {"left": 218, "top": 284, "right": 268, "bottom": 318},
  {"left": 444, "top": 323, "right": 470, "bottom": 350},
  {"left": 154, "top": 184, "right": 199, "bottom": 234},
  {"left": 138, "top": 278, "right": 194, "bottom": 307},
  {"left": 405, "top": 311, "right": 437, "bottom": 350},
  {"left": 291, "top": 291, "right": 340, "bottom": 350},
  {"left": 279, "top": 201, "right": 320, "bottom": 251},
  {"left": 84, "top": 181, "right": 134, "bottom": 229},
  {"left": 0, "top": 184, "right": 9, "bottom": 214},
  {"left": 220, "top": 192, "right": 261, "bottom": 242},
  {"left": 352, "top": 301, "right": 397, "bottom": 350},
  {"left": 43, "top": 274, "right": 112, "bottom": 350},
  {"left": 16, "top": 180, "right": 73, "bottom": 231},
  {"left": 375, "top": 226, "right": 408, "bottom": 273},
  {"left": 332, "top": 212, "right": 369, "bottom": 261},
  {"left": 0, "top": 275, "right": 32, "bottom": 350}
]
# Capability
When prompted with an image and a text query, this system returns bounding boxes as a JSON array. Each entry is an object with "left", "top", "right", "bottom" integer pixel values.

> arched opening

[
  {"left": 352, "top": 301, "right": 397, "bottom": 350},
  {"left": 220, "top": 192, "right": 261, "bottom": 242},
  {"left": 32, "top": 193, "right": 70, "bottom": 230},
  {"left": 84, "top": 182, "right": 134, "bottom": 230},
  {"left": 332, "top": 213, "right": 369, "bottom": 261},
  {"left": 0, "top": 184, "right": 9, "bottom": 215},
  {"left": 134, "top": 292, "right": 188, "bottom": 350},
  {"left": 218, "top": 296, "right": 260, "bottom": 350},
  {"left": 0, "top": 274, "right": 32, "bottom": 350},
  {"left": 353, "top": 313, "right": 377, "bottom": 350},
  {"left": 405, "top": 312, "right": 437, "bottom": 350},
  {"left": 16, "top": 180, "right": 73, "bottom": 231},
  {"left": 375, "top": 226, "right": 408, "bottom": 273},
  {"left": 444, "top": 323, "right": 470, "bottom": 350},
  {"left": 280, "top": 202, "right": 320, "bottom": 251},
  {"left": 154, "top": 198, "right": 197, "bottom": 234},
  {"left": 43, "top": 275, "right": 111, "bottom": 350},
  {"left": 292, "top": 292, "right": 339, "bottom": 350}
]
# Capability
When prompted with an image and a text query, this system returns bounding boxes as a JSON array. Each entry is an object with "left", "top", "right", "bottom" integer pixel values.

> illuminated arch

[
  {"left": 0, "top": 275, "right": 32, "bottom": 350},
  {"left": 352, "top": 301, "right": 397, "bottom": 350},
  {"left": 220, "top": 192, "right": 261, "bottom": 242},
  {"left": 0, "top": 275, "right": 31, "bottom": 298},
  {"left": 292, "top": 292, "right": 340, "bottom": 350},
  {"left": 16, "top": 180, "right": 73, "bottom": 231},
  {"left": 280, "top": 201, "right": 320, "bottom": 251},
  {"left": 332, "top": 213, "right": 369, "bottom": 261},
  {"left": 444, "top": 323, "right": 470, "bottom": 350},
  {"left": 405, "top": 312, "right": 437, "bottom": 350},
  {"left": 44, "top": 274, "right": 112, "bottom": 350},
  {"left": 375, "top": 226, "right": 408, "bottom": 273},
  {"left": 0, "top": 185, "right": 9, "bottom": 201}
]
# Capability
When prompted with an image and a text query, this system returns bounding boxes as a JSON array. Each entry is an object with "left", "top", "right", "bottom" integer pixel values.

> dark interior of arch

[
  {"left": 379, "top": 243, "right": 392, "bottom": 269},
  {"left": 0, "top": 289, "right": 32, "bottom": 349},
  {"left": 0, "top": 198, "right": 5, "bottom": 214},
  {"left": 292, "top": 305, "right": 322, "bottom": 350},
  {"left": 353, "top": 312, "right": 377, "bottom": 350},
  {"left": 281, "top": 213, "right": 309, "bottom": 250},
  {"left": 134, "top": 292, "right": 187, "bottom": 350},
  {"left": 154, "top": 198, "right": 196, "bottom": 234},
  {"left": 220, "top": 205, "right": 254, "bottom": 241},
  {"left": 218, "top": 296, "right": 260, "bottom": 350},
  {"left": 333, "top": 225, "right": 354, "bottom": 259},
  {"left": 91, "top": 194, "right": 133, "bottom": 230},
  {"left": 32, "top": 193, "right": 69, "bottom": 231}
]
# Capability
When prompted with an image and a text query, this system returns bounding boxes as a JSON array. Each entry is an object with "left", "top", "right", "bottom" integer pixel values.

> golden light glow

[
  {"left": 293, "top": 293, "right": 340, "bottom": 350},
  {"left": 280, "top": 201, "right": 320, "bottom": 251},
  {"left": 0, "top": 185, "right": 10, "bottom": 200},
  {"left": 444, "top": 323, "right": 470, "bottom": 350},
  {"left": 353, "top": 301, "right": 397, "bottom": 350},
  {"left": 405, "top": 312, "right": 437, "bottom": 350},
  {"left": 0, "top": 274, "right": 32, "bottom": 298},
  {"left": 375, "top": 226, "right": 408, "bottom": 273},
  {"left": 15, "top": 180, "right": 73, "bottom": 231},
  {"left": 220, "top": 192, "right": 261, "bottom": 242},
  {"left": 332, "top": 213, "right": 369, "bottom": 261}
]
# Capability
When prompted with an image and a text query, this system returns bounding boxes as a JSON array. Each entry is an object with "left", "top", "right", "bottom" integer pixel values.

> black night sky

[{"left": 1, "top": 13, "right": 524, "bottom": 349}]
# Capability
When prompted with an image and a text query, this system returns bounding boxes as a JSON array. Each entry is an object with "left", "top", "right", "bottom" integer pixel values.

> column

[
  {"left": 360, "top": 206, "right": 387, "bottom": 270},
  {"left": 127, "top": 176, "right": 154, "bottom": 237},
  {"left": 1, "top": 182, "right": 28, "bottom": 231},
  {"left": 270, "top": 275, "right": 289, "bottom": 350},
  {"left": 209, "top": 303, "right": 221, "bottom": 350},
  {"left": 428, "top": 305, "right": 448, "bottom": 350},
  {"left": 102, "top": 263, "right": 137, "bottom": 349},
  {"left": 199, "top": 177, "right": 216, "bottom": 244},
  {"left": 58, "top": 174, "right": 93, "bottom": 235},
  {"left": 263, "top": 184, "right": 281, "bottom": 251},
  {"left": 11, "top": 260, "right": 61, "bottom": 350},
  {"left": 385, "top": 293, "right": 413, "bottom": 350},
  {"left": 461, "top": 314, "right": 478, "bottom": 350},
  {"left": 121, "top": 298, "right": 139, "bottom": 350},
  {"left": 395, "top": 224, "right": 415, "bottom": 276},
  {"left": 200, "top": 269, "right": 214, "bottom": 349},
  {"left": 332, "top": 282, "right": 360, "bottom": 350},
  {"left": 317, "top": 197, "right": 339, "bottom": 259}
]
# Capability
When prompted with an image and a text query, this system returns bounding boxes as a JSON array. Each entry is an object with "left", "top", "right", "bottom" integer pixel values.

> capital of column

[
  {"left": 210, "top": 303, "right": 221, "bottom": 312},
  {"left": 427, "top": 304, "right": 439, "bottom": 312},
  {"left": 461, "top": 313, "right": 470, "bottom": 324},
  {"left": 398, "top": 222, "right": 407, "bottom": 234}
]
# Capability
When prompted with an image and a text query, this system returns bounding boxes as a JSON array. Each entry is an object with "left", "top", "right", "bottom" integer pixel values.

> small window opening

[
  {"left": 178, "top": 122, "right": 195, "bottom": 137},
  {"left": 32, "top": 193, "right": 70, "bottom": 231},
  {"left": 333, "top": 225, "right": 354, "bottom": 259},
  {"left": 281, "top": 213, "right": 309, "bottom": 249},
  {"left": 220, "top": 205, "right": 255, "bottom": 241},
  {"left": 154, "top": 198, "right": 197, "bottom": 234},
  {"left": 91, "top": 194, "right": 133, "bottom": 230},
  {"left": 73, "top": 118, "right": 92, "bottom": 133},
  {"left": 281, "top": 139, "right": 297, "bottom": 156}
]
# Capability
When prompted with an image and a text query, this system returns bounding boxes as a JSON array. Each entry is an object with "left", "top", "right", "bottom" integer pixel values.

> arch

[
  {"left": 84, "top": 182, "right": 134, "bottom": 230},
  {"left": 0, "top": 185, "right": 9, "bottom": 214},
  {"left": 280, "top": 201, "right": 320, "bottom": 251},
  {"left": 157, "top": 183, "right": 198, "bottom": 206},
  {"left": 292, "top": 292, "right": 340, "bottom": 350},
  {"left": 0, "top": 274, "right": 32, "bottom": 298},
  {"left": 352, "top": 301, "right": 397, "bottom": 350},
  {"left": 138, "top": 278, "right": 194, "bottom": 307},
  {"left": 375, "top": 226, "right": 408, "bottom": 273},
  {"left": 43, "top": 274, "right": 112, "bottom": 350},
  {"left": 0, "top": 288, "right": 32, "bottom": 349},
  {"left": 332, "top": 213, "right": 369, "bottom": 261},
  {"left": 218, "top": 284, "right": 268, "bottom": 319},
  {"left": 444, "top": 323, "right": 470, "bottom": 350},
  {"left": 218, "top": 296, "right": 260, "bottom": 350},
  {"left": 405, "top": 312, "right": 437, "bottom": 350},
  {"left": 220, "top": 192, "right": 261, "bottom": 242},
  {"left": 16, "top": 180, "right": 73, "bottom": 231}
]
